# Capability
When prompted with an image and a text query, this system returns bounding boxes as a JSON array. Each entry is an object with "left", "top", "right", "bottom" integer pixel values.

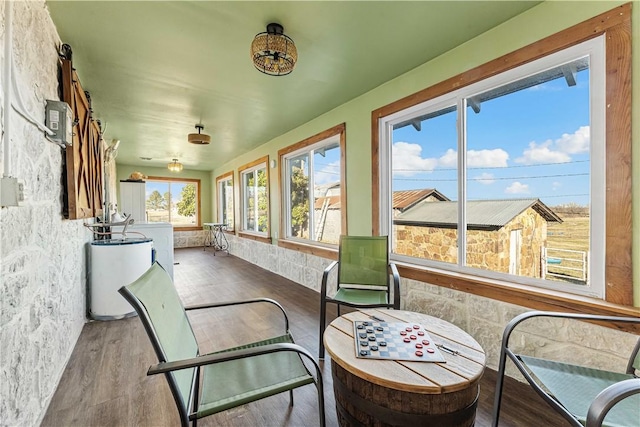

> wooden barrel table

[{"left": 323, "top": 309, "right": 486, "bottom": 427}]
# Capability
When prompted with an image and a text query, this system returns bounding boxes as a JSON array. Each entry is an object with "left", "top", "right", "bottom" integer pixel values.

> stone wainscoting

[
  {"left": 1, "top": 2, "right": 91, "bottom": 426},
  {"left": 177, "top": 232, "right": 637, "bottom": 379}
]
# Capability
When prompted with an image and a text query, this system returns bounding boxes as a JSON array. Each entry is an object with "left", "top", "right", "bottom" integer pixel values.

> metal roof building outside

[{"left": 395, "top": 198, "right": 562, "bottom": 230}]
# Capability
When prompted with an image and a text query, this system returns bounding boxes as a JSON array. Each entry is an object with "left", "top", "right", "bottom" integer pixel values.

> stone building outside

[{"left": 394, "top": 199, "right": 562, "bottom": 279}]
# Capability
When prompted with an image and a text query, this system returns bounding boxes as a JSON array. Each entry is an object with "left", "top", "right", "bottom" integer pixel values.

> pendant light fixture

[
  {"left": 167, "top": 158, "right": 183, "bottom": 172},
  {"left": 251, "top": 23, "right": 297, "bottom": 76},
  {"left": 188, "top": 124, "right": 211, "bottom": 145}
]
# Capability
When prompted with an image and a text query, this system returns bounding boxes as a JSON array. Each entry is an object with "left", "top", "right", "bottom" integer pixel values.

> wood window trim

[
  {"left": 146, "top": 176, "right": 202, "bottom": 228},
  {"left": 277, "top": 123, "right": 347, "bottom": 252},
  {"left": 238, "top": 155, "right": 270, "bottom": 239},
  {"left": 215, "top": 170, "right": 235, "bottom": 232},
  {"left": 277, "top": 238, "right": 338, "bottom": 260},
  {"left": 237, "top": 231, "right": 272, "bottom": 244},
  {"left": 371, "top": 4, "right": 634, "bottom": 314}
]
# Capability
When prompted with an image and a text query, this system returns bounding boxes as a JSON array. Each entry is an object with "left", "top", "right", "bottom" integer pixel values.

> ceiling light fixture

[
  {"left": 188, "top": 124, "right": 211, "bottom": 145},
  {"left": 168, "top": 158, "right": 183, "bottom": 172},
  {"left": 251, "top": 23, "right": 297, "bottom": 76}
]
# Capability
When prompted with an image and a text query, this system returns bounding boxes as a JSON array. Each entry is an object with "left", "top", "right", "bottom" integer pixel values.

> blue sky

[{"left": 392, "top": 68, "right": 590, "bottom": 207}]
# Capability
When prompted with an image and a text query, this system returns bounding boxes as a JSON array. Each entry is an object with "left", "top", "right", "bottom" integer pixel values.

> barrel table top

[{"left": 323, "top": 309, "right": 486, "bottom": 394}]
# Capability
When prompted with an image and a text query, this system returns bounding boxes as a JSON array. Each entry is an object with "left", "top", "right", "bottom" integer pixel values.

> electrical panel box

[{"left": 45, "top": 100, "right": 73, "bottom": 146}]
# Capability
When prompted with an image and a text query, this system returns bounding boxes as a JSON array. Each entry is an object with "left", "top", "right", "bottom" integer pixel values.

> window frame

[
  {"left": 278, "top": 123, "right": 347, "bottom": 254},
  {"left": 146, "top": 176, "right": 202, "bottom": 231},
  {"left": 238, "top": 156, "right": 271, "bottom": 243},
  {"left": 215, "top": 171, "right": 235, "bottom": 233},
  {"left": 379, "top": 37, "right": 605, "bottom": 299},
  {"left": 371, "top": 4, "right": 632, "bottom": 313}
]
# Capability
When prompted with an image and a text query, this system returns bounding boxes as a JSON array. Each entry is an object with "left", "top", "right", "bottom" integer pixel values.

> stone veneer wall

[
  {"left": 173, "top": 228, "right": 207, "bottom": 248},
  {"left": 395, "top": 207, "right": 547, "bottom": 278},
  {"left": 222, "top": 233, "right": 637, "bottom": 379},
  {"left": 0, "top": 2, "right": 91, "bottom": 425}
]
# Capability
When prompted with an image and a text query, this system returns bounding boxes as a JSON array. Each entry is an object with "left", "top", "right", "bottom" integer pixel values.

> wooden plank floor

[{"left": 42, "top": 247, "right": 568, "bottom": 426}]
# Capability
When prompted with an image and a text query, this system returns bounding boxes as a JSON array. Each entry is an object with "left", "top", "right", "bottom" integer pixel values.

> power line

[
  {"left": 467, "top": 193, "right": 589, "bottom": 201},
  {"left": 392, "top": 159, "right": 589, "bottom": 172},
  {"left": 393, "top": 172, "right": 588, "bottom": 182}
]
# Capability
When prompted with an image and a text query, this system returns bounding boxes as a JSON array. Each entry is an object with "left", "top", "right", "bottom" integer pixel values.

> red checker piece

[
  {"left": 400, "top": 330, "right": 407, "bottom": 336},
  {"left": 405, "top": 327, "right": 413, "bottom": 332},
  {"left": 417, "top": 331, "right": 425, "bottom": 336},
  {"left": 427, "top": 348, "right": 435, "bottom": 354},
  {"left": 422, "top": 340, "right": 430, "bottom": 345},
  {"left": 403, "top": 337, "right": 411, "bottom": 343},
  {"left": 413, "top": 324, "right": 420, "bottom": 329},
  {"left": 415, "top": 350, "right": 424, "bottom": 357},
  {"left": 415, "top": 343, "right": 423, "bottom": 349},
  {"left": 410, "top": 335, "right": 417, "bottom": 340}
]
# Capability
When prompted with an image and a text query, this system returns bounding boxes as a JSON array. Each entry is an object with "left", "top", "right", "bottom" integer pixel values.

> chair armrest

[
  {"left": 586, "top": 378, "right": 640, "bottom": 427},
  {"left": 320, "top": 261, "right": 338, "bottom": 297},
  {"left": 389, "top": 263, "right": 400, "bottom": 309},
  {"left": 147, "top": 342, "right": 321, "bottom": 380},
  {"left": 501, "top": 311, "right": 640, "bottom": 351},
  {"left": 185, "top": 297, "right": 290, "bottom": 332}
]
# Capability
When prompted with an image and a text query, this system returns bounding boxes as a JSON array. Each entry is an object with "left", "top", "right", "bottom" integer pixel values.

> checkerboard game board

[{"left": 353, "top": 320, "right": 446, "bottom": 362}]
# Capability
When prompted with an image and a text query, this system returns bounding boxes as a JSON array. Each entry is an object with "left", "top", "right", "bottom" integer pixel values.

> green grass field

[{"left": 547, "top": 215, "right": 589, "bottom": 252}]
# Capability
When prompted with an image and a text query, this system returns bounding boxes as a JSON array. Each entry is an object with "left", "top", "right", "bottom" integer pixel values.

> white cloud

[
  {"left": 473, "top": 172, "right": 495, "bottom": 184},
  {"left": 467, "top": 149, "right": 509, "bottom": 168},
  {"left": 315, "top": 160, "right": 340, "bottom": 184},
  {"left": 435, "top": 148, "right": 509, "bottom": 168},
  {"left": 552, "top": 181, "right": 561, "bottom": 191},
  {"left": 438, "top": 148, "right": 457, "bottom": 167},
  {"left": 505, "top": 181, "right": 530, "bottom": 194},
  {"left": 516, "top": 140, "right": 571, "bottom": 164},
  {"left": 555, "top": 125, "right": 590, "bottom": 154},
  {"left": 516, "top": 126, "right": 589, "bottom": 164},
  {"left": 527, "top": 83, "right": 563, "bottom": 92},
  {"left": 392, "top": 142, "right": 438, "bottom": 176}
]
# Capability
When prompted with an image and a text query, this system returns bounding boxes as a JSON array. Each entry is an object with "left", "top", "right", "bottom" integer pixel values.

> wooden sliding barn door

[{"left": 61, "top": 57, "right": 103, "bottom": 219}]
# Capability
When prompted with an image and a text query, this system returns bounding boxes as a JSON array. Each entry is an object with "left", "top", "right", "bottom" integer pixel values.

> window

[
  {"left": 279, "top": 123, "right": 346, "bottom": 246},
  {"left": 372, "top": 5, "right": 631, "bottom": 307},
  {"left": 216, "top": 172, "right": 234, "bottom": 231},
  {"left": 238, "top": 156, "right": 270, "bottom": 241},
  {"left": 146, "top": 177, "right": 201, "bottom": 228}
]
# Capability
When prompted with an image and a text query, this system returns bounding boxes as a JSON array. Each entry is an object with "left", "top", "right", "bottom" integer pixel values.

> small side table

[{"left": 203, "top": 223, "right": 229, "bottom": 255}]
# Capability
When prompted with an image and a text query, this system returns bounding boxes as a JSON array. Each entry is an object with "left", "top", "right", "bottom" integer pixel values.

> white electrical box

[
  {"left": 45, "top": 100, "right": 73, "bottom": 146},
  {"left": 1, "top": 177, "right": 19, "bottom": 207}
]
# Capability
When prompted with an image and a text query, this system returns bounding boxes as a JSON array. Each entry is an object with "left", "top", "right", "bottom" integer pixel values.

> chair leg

[
  {"left": 316, "top": 367, "right": 326, "bottom": 427},
  {"left": 289, "top": 389, "right": 294, "bottom": 407},
  {"left": 319, "top": 298, "right": 327, "bottom": 359},
  {"left": 491, "top": 346, "right": 509, "bottom": 427}
]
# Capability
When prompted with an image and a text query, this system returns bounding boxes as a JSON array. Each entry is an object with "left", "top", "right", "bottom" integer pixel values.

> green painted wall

[
  {"left": 115, "top": 164, "right": 213, "bottom": 224},
  {"left": 214, "top": 1, "right": 638, "bottom": 305}
]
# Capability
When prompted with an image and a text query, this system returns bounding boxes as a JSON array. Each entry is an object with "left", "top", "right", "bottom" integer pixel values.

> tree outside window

[
  {"left": 216, "top": 173, "right": 235, "bottom": 231},
  {"left": 279, "top": 123, "right": 345, "bottom": 246},
  {"left": 145, "top": 178, "right": 200, "bottom": 227},
  {"left": 239, "top": 158, "right": 269, "bottom": 237}
]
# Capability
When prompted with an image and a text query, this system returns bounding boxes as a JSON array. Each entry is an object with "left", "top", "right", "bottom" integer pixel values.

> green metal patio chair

[
  {"left": 492, "top": 311, "right": 640, "bottom": 427},
  {"left": 318, "top": 235, "right": 400, "bottom": 359},
  {"left": 119, "top": 262, "right": 325, "bottom": 427}
]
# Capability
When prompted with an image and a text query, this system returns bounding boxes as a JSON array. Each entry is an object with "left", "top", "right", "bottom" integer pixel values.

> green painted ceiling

[{"left": 46, "top": 1, "right": 540, "bottom": 171}]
